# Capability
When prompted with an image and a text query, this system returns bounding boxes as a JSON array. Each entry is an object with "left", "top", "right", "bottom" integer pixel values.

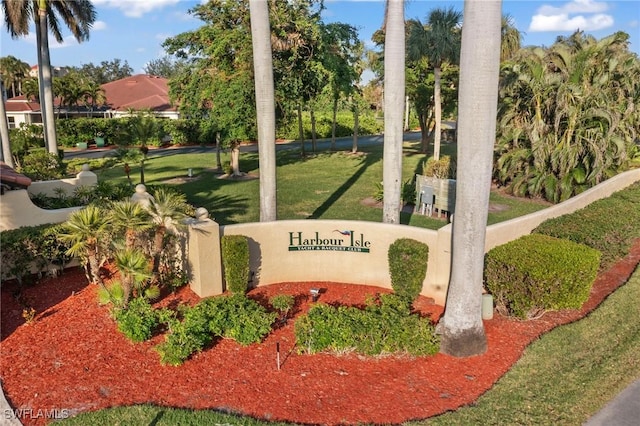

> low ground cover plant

[
  {"left": 294, "top": 293, "right": 439, "bottom": 356},
  {"left": 485, "top": 234, "right": 601, "bottom": 319},
  {"left": 156, "top": 294, "right": 276, "bottom": 366}
]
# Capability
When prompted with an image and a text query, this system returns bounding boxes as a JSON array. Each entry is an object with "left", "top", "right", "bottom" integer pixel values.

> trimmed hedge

[
  {"left": 388, "top": 238, "right": 429, "bottom": 304},
  {"left": 221, "top": 235, "right": 250, "bottom": 294},
  {"left": 533, "top": 182, "right": 640, "bottom": 269},
  {"left": 485, "top": 234, "right": 601, "bottom": 319}
]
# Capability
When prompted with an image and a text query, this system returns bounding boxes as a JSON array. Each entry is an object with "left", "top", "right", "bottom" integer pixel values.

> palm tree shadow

[{"left": 308, "top": 153, "right": 378, "bottom": 219}]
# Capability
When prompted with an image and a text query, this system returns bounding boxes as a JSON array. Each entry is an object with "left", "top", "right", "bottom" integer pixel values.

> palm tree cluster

[
  {"left": 58, "top": 187, "right": 192, "bottom": 308},
  {"left": 2, "top": 0, "right": 96, "bottom": 154},
  {"left": 496, "top": 31, "right": 640, "bottom": 203},
  {"left": 0, "top": 55, "right": 30, "bottom": 98}
]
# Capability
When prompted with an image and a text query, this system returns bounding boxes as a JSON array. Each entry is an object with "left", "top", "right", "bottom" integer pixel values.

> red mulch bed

[{"left": 2, "top": 240, "right": 639, "bottom": 426}]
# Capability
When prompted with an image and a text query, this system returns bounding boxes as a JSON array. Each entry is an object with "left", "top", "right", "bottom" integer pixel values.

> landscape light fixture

[
  {"left": 188, "top": 168, "right": 193, "bottom": 178},
  {"left": 310, "top": 288, "right": 320, "bottom": 302}
]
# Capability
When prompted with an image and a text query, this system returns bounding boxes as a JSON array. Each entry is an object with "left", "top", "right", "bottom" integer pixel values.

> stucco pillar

[
  {"left": 187, "top": 208, "right": 224, "bottom": 297},
  {"left": 76, "top": 164, "right": 97, "bottom": 187}
]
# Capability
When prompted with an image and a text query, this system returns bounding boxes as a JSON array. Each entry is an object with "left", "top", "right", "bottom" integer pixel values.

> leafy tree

[
  {"left": 500, "top": 14, "right": 522, "bottom": 62},
  {"left": 114, "top": 248, "right": 152, "bottom": 308},
  {"left": 74, "top": 59, "right": 133, "bottom": 84},
  {"left": 1, "top": 0, "right": 96, "bottom": 155},
  {"left": 143, "top": 56, "right": 186, "bottom": 79},
  {"left": 320, "top": 22, "right": 363, "bottom": 151},
  {"left": 439, "top": 0, "right": 501, "bottom": 357}
]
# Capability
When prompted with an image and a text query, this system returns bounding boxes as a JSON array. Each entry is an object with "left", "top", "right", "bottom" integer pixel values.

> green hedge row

[
  {"left": 533, "top": 182, "right": 640, "bottom": 269},
  {"left": 485, "top": 234, "right": 601, "bottom": 319}
]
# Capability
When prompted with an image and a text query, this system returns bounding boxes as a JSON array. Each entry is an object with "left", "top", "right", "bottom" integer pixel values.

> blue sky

[{"left": 1, "top": 0, "right": 638, "bottom": 76}]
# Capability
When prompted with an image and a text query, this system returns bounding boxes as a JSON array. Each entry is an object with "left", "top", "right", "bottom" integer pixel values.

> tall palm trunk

[
  {"left": 433, "top": 65, "right": 442, "bottom": 160},
  {"left": 439, "top": 0, "right": 501, "bottom": 357},
  {"left": 0, "top": 79, "right": 13, "bottom": 167},
  {"left": 382, "top": 0, "right": 405, "bottom": 224},
  {"left": 249, "top": 0, "right": 277, "bottom": 222},
  {"left": 37, "top": 2, "right": 58, "bottom": 155}
]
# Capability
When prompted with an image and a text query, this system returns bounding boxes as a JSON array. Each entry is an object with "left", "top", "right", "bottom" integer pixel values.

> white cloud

[
  {"left": 92, "top": 21, "right": 107, "bottom": 31},
  {"left": 528, "top": 0, "right": 614, "bottom": 32},
  {"left": 92, "top": 0, "right": 180, "bottom": 18}
]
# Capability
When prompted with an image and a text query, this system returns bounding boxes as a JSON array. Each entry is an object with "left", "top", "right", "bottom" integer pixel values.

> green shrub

[
  {"left": 0, "top": 224, "right": 71, "bottom": 285},
  {"left": 533, "top": 182, "right": 640, "bottom": 269},
  {"left": 19, "top": 150, "right": 66, "bottom": 181},
  {"left": 388, "top": 238, "right": 429, "bottom": 305},
  {"left": 221, "top": 235, "right": 250, "bottom": 294},
  {"left": 485, "top": 234, "right": 601, "bottom": 319},
  {"left": 114, "top": 297, "right": 159, "bottom": 342},
  {"left": 294, "top": 293, "right": 439, "bottom": 356},
  {"left": 156, "top": 294, "right": 276, "bottom": 365}
]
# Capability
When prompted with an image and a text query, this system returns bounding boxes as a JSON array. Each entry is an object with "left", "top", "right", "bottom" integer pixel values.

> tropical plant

[
  {"left": 113, "top": 248, "right": 153, "bottom": 307},
  {"left": 58, "top": 205, "right": 110, "bottom": 286},
  {"left": 406, "top": 7, "right": 462, "bottom": 161},
  {"left": 496, "top": 31, "right": 640, "bottom": 202},
  {"left": 108, "top": 200, "right": 153, "bottom": 250},
  {"left": 145, "top": 187, "right": 190, "bottom": 283}
]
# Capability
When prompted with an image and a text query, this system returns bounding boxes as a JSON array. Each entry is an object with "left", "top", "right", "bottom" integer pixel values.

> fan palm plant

[
  {"left": 146, "top": 188, "right": 190, "bottom": 284},
  {"left": 114, "top": 248, "right": 153, "bottom": 307},
  {"left": 58, "top": 205, "right": 110, "bottom": 286},
  {"left": 109, "top": 200, "right": 153, "bottom": 250}
]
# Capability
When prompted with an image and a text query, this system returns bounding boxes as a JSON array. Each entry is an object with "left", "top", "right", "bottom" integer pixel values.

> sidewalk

[{"left": 583, "top": 379, "right": 640, "bottom": 426}]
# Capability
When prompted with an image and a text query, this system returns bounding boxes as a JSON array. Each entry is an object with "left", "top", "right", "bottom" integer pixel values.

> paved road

[{"left": 63, "top": 131, "right": 423, "bottom": 160}]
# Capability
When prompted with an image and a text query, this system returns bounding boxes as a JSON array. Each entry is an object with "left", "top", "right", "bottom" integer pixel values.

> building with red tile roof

[{"left": 4, "top": 74, "right": 179, "bottom": 128}]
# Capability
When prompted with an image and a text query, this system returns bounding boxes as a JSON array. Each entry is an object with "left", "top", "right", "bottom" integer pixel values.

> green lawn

[{"left": 94, "top": 141, "right": 549, "bottom": 229}]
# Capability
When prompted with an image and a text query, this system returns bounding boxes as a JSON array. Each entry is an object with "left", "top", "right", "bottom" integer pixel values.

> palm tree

[
  {"left": 439, "top": 0, "right": 501, "bottom": 357},
  {"left": 0, "top": 77, "right": 12, "bottom": 167},
  {"left": 114, "top": 248, "right": 151, "bottom": 307},
  {"left": 59, "top": 205, "right": 110, "bottom": 286},
  {"left": 249, "top": 0, "right": 277, "bottom": 222},
  {"left": 382, "top": 0, "right": 405, "bottom": 224},
  {"left": 2, "top": 0, "right": 96, "bottom": 154},
  {"left": 145, "top": 188, "right": 189, "bottom": 283},
  {"left": 500, "top": 14, "right": 522, "bottom": 62},
  {"left": 0, "top": 55, "right": 30, "bottom": 98},
  {"left": 407, "top": 7, "right": 462, "bottom": 161},
  {"left": 109, "top": 200, "right": 153, "bottom": 250}
]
